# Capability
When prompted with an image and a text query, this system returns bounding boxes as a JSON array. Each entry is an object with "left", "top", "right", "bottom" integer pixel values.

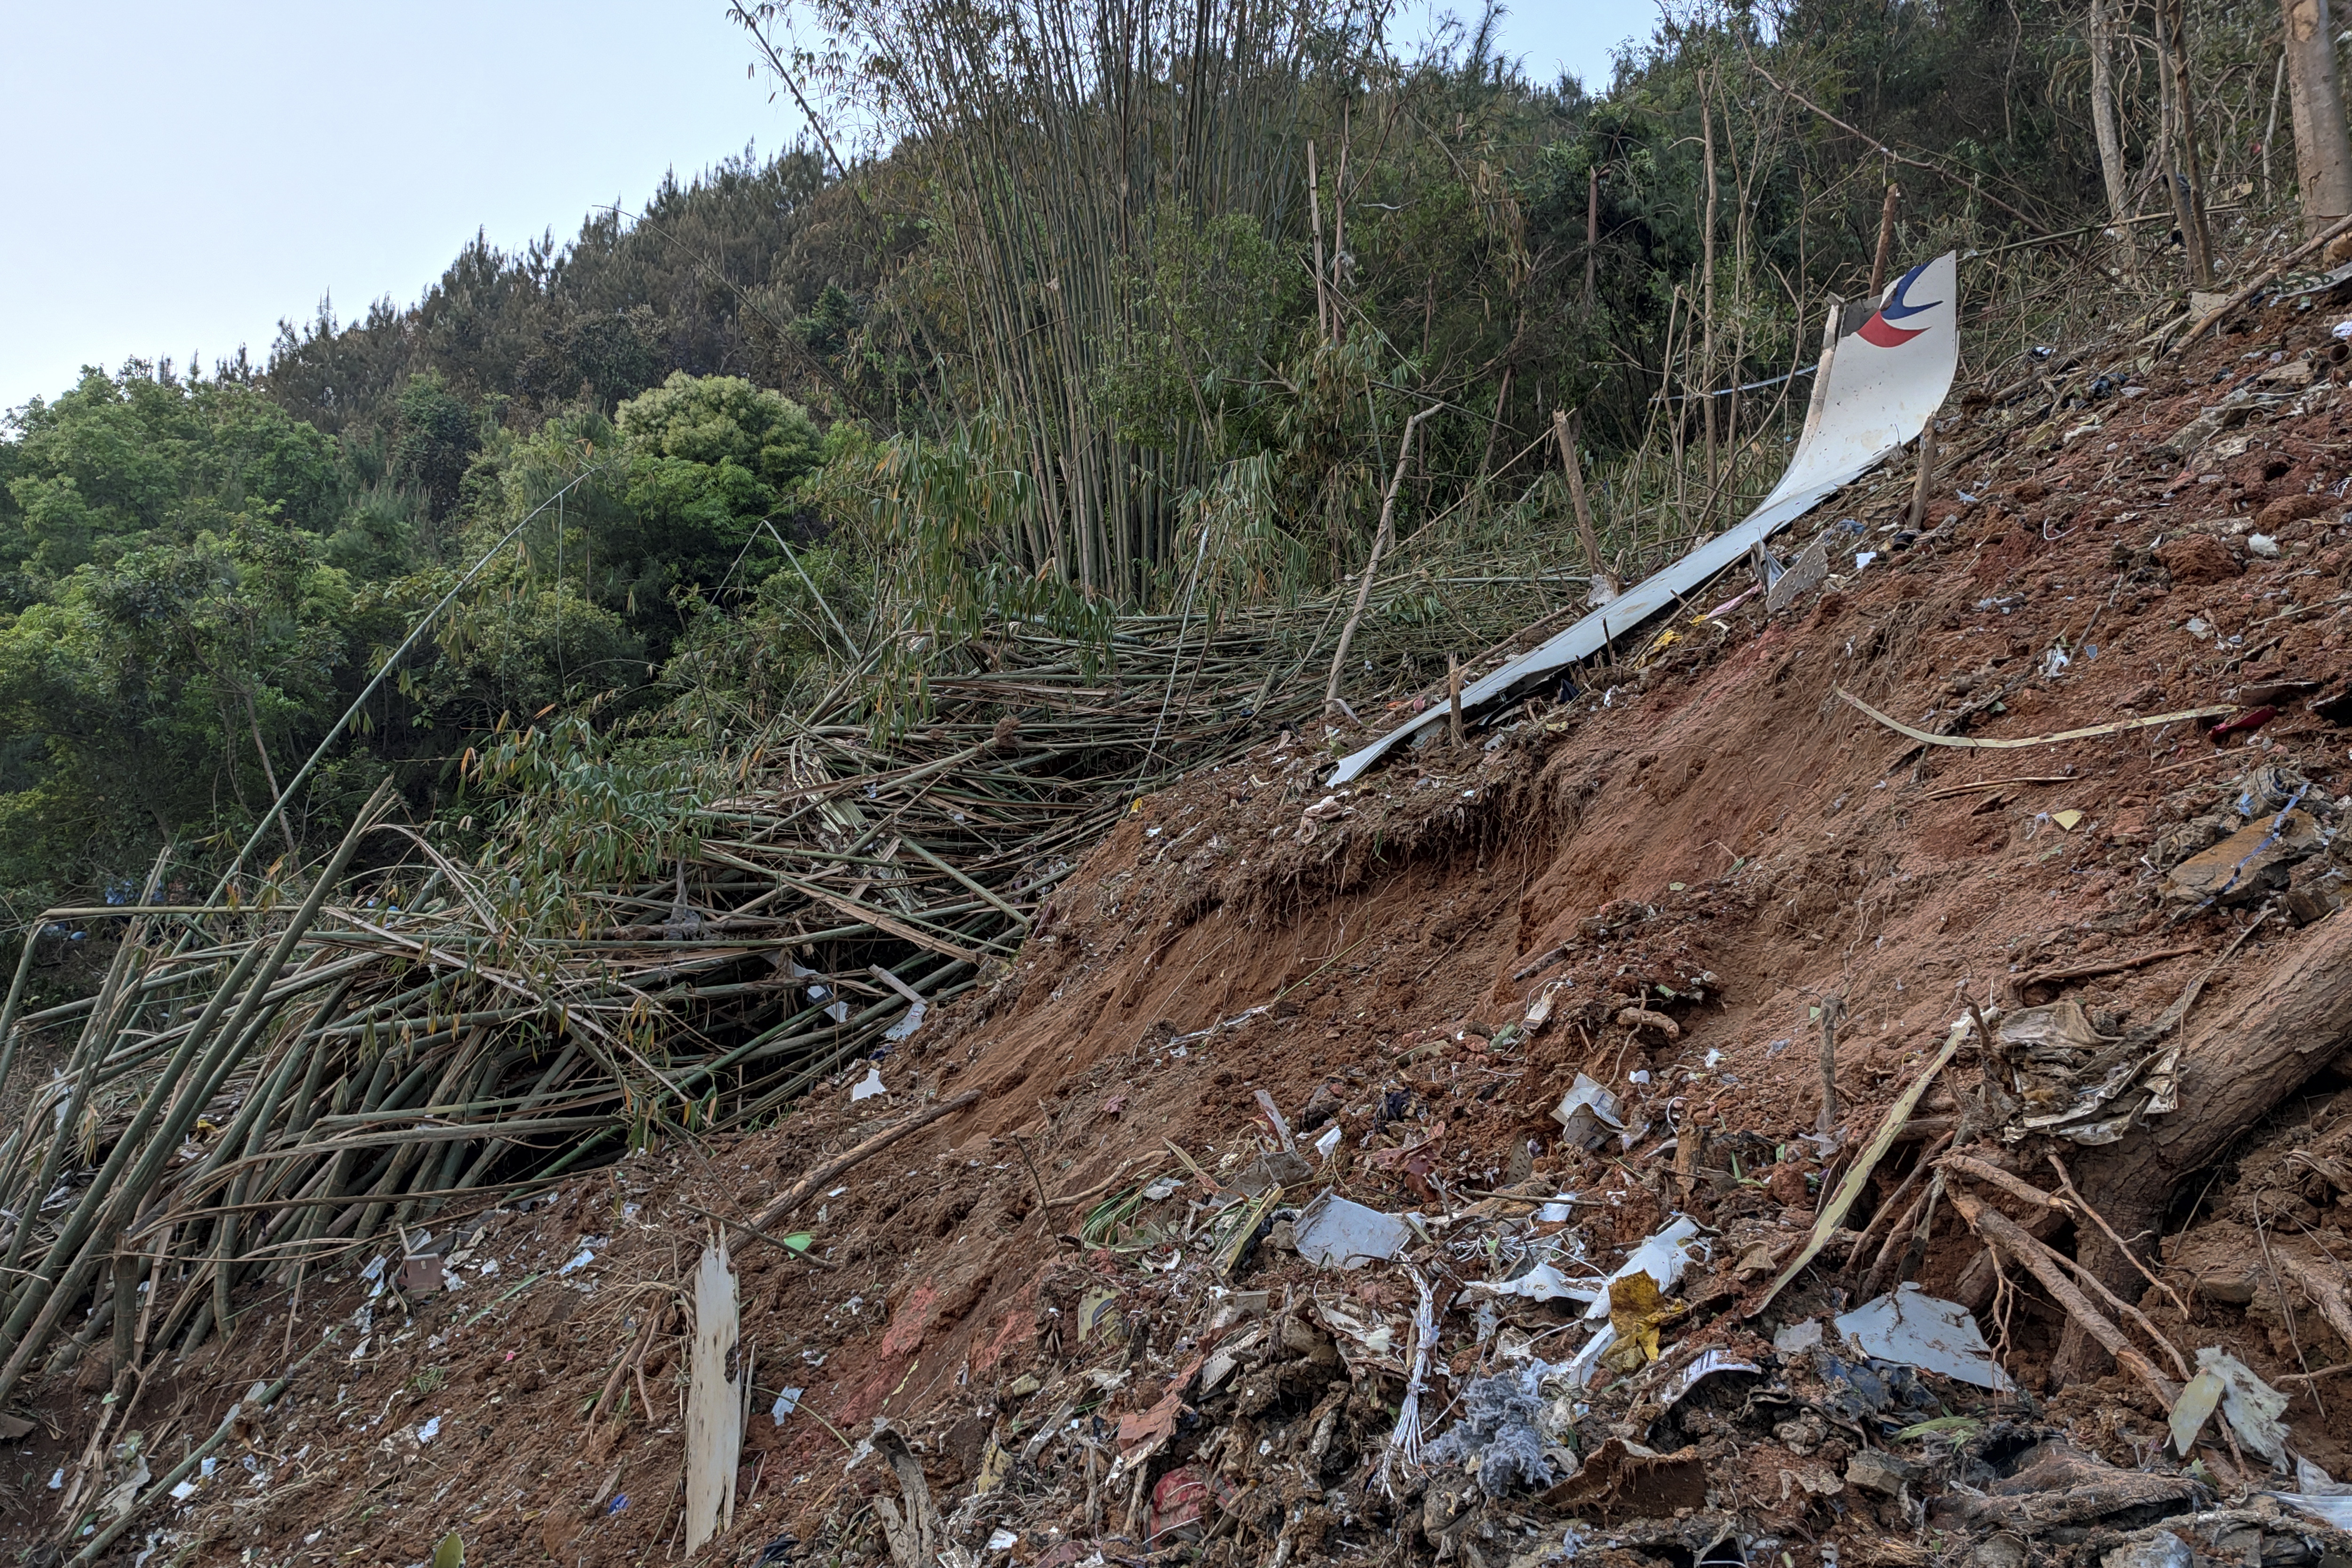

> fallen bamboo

[
  {"left": 1751, "top": 1019, "right": 1966, "bottom": 1317},
  {"left": 0, "top": 581, "right": 1572, "bottom": 1383}
]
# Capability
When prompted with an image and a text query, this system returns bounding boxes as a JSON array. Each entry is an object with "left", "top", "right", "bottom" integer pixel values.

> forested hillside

[{"left": 0, "top": 0, "right": 2317, "bottom": 921}]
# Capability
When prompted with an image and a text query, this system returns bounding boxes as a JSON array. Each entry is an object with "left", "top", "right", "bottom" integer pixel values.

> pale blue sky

[{"left": 0, "top": 1, "right": 1656, "bottom": 414}]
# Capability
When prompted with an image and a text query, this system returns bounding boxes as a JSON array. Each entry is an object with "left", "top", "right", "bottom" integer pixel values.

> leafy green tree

[
  {"left": 600, "top": 372, "right": 824, "bottom": 644},
  {"left": 0, "top": 520, "right": 351, "bottom": 889},
  {"left": 3, "top": 369, "right": 338, "bottom": 586},
  {"left": 390, "top": 371, "right": 478, "bottom": 528}
]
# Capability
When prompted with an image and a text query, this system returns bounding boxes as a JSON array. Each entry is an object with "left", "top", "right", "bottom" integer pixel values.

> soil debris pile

[{"left": 22, "top": 290, "right": 2352, "bottom": 1567}]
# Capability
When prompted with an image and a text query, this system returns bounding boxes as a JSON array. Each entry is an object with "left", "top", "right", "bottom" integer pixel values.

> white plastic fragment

[
  {"left": 2294, "top": 1454, "right": 2352, "bottom": 1495},
  {"left": 2248, "top": 533, "right": 2281, "bottom": 558},
  {"left": 417, "top": 1416, "right": 441, "bottom": 1443},
  {"left": 1292, "top": 1192, "right": 1413, "bottom": 1270},
  {"left": 2270, "top": 1493, "right": 2352, "bottom": 1528},
  {"left": 849, "top": 1067, "right": 888, "bottom": 1102},
  {"left": 1772, "top": 1319, "right": 1824, "bottom": 1354},
  {"left": 95, "top": 1456, "right": 150, "bottom": 1522},
  {"left": 1551, "top": 1074, "right": 1623, "bottom": 1149},
  {"left": 2195, "top": 1347, "right": 2289, "bottom": 1464},
  {"left": 1524, "top": 980, "right": 1569, "bottom": 1029},
  {"left": 1464, "top": 1258, "right": 1583, "bottom": 1303},
  {"left": 1564, "top": 1321, "right": 1617, "bottom": 1387},
  {"left": 556, "top": 1247, "right": 596, "bottom": 1277},
  {"left": 169, "top": 1479, "right": 199, "bottom": 1501},
  {"left": 870, "top": 965, "right": 929, "bottom": 1041},
  {"left": 1662, "top": 1348, "right": 1761, "bottom": 1406},
  {"left": 1833, "top": 1282, "right": 2012, "bottom": 1390},
  {"left": 772, "top": 1388, "right": 803, "bottom": 1424},
  {"left": 1585, "top": 1217, "right": 1705, "bottom": 1322},
  {"left": 1312, "top": 1124, "right": 1343, "bottom": 1162}
]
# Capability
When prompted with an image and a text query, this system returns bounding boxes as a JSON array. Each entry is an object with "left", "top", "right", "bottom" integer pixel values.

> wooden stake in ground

[
  {"left": 1699, "top": 66, "right": 1720, "bottom": 496},
  {"left": 1551, "top": 411, "right": 1608, "bottom": 597},
  {"left": 1324, "top": 405, "right": 1440, "bottom": 721},
  {"left": 1584, "top": 164, "right": 1600, "bottom": 305},
  {"left": 684, "top": 1240, "right": 742, "bottom": 1553},
  {"left": 1448, "top": 656, "right": 1465, "bottom": 748},
  {"left": 1816, "top": 994, "right": 1845, "bottom": 1134},
  {"left": 1908, "top": 422, "right": 1938, "bottom": 533},
  {"left": 1869, "top": 183, "right": 1903, "bottom": 298}
]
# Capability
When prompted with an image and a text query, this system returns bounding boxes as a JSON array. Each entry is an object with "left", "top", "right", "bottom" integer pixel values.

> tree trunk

[
  {"left": 2052, "top": 910, "right": 2352, "bottom": 1382},
  {"left": 2090, "top": 0, "right": 2138, "bottom": 276},
  {"left": 2283, "top": 0, "right": 2352, "bottom": 229},
  {"left": 2161, "top": 0, "right": 2217, "bottom": 286},
  {"left": 1700, "top": 68, "right": 1719, "bottom": 504},
  {"left": 1585, "top": 165, "right": 1599, "bottom": 307}
]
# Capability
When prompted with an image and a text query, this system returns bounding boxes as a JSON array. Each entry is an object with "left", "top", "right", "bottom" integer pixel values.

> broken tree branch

[
  {"left": 2179, "top": 205, "right": 2352, "bottom": 347},
  {"left": 2046, "top": 1153, "right": 2189, "bottom": 1319},
  {"left": 1838, "top": 689, "right": 2233, "bottom": 749},
  {"left": 1326, "top": 405, "right": 1440, "bottom": 719},
  {"left": 1747, "top": 61, "right": 2053, "bottom": 233},
  {"left": 1949, "top": 1187, "right": 2178, "bottom": 1408},
  {"left": 749, "top": 1090, "right": 980, "bottom": 1230},
  {"left": 1941, "top": 1153, "right": 2073, "bottom": 1213}
]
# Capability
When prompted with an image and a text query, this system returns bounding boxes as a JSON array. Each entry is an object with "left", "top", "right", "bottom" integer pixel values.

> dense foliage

[{"left": 0, "top": 0, "right": 2304, "bottom": 914}]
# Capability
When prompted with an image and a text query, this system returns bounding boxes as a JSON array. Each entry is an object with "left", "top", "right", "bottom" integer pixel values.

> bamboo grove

[{"left": 727, "top": 0, "right": 2342, "bottom": 614}]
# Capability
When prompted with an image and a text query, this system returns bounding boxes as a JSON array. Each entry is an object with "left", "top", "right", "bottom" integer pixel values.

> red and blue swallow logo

[{"left": 1856, "top": 261, "right": 1940, "bottom": 348}]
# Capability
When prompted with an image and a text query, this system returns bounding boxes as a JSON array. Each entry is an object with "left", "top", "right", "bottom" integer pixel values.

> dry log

[{"left": 2056, "top": 908, "right": 2352, "bottom": 1381}]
